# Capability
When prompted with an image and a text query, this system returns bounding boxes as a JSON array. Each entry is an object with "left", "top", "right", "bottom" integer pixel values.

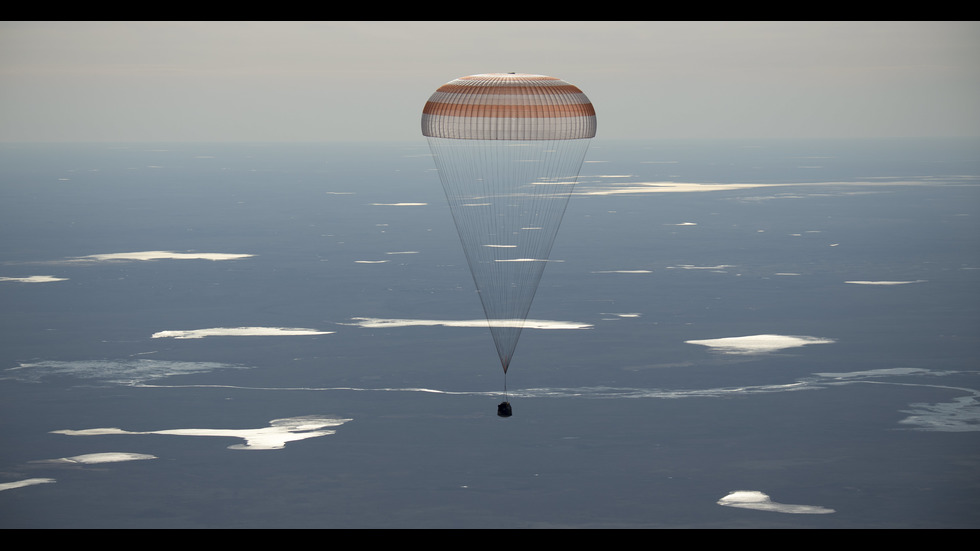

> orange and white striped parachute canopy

[{"left": 421, "top": 73, "right": 596, "bottom": 140}]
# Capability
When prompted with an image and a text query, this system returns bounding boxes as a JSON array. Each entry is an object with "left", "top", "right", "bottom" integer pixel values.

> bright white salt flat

[
  {"left": 577, "top": 179, "right": 940, "bottom": 196},
  {"left": 345, "top": 317, "right": 592, "bottom": 330},
  {"left": 717, "top": 490, "right": 834, "bottom": 514},
  {"left": 600, "top": 313, "right": 642, "bottom": 318},
  {"left": 577, "top": 182, "right": 779, "bottom": 195},
  {"left": 0, "top": 478, "right": 56, "bottom": 492},
  {"left": 47, "top": 452, "right": 156, "bottom": 464},
  {"left": 151, "top": 327, "right": 334, "bottom": 339},
  {"left": 52, "top": 416, "right": 352, "bottom": 450},
  {"left": 686, "top": 334, "right": 834, "bottom": 354},
  {"left": 667, "top": 264, "right": 736, "bottom": 270},
  {"left": 845, "top": 280, "right": 927, "bottom": 285},
  {"left": 73, "top": 251, "right": 253, "bottom": 261},
  {"left": 0, "top": 275, "right": 67, "bottom": 283}
]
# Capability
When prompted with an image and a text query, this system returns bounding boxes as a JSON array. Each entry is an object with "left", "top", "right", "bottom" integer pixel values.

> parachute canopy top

[{"left": 421, "top": 73, "right": 596, "bottom": 140}]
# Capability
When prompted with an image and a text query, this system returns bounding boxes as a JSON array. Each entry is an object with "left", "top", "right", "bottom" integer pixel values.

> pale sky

[{"left": 1, "top": 21, "right": 978, "bottom": 142}]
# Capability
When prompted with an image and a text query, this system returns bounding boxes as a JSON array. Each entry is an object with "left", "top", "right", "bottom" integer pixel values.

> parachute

[{"left": 422, "top": 73, "right": 596, "bottom": 411}]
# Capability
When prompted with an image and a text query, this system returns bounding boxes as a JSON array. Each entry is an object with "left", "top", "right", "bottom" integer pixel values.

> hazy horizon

[{"left": 2, "top": 21, "right": 978, "bottom": 143}]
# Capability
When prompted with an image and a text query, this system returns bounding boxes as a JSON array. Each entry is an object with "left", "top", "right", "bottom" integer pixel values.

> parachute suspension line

[
  {"left": 423, "top": 74, "right": 595, "bottom": 417},
  {"left": 428, "top": 136, "right": 591, "bottom": 374}
]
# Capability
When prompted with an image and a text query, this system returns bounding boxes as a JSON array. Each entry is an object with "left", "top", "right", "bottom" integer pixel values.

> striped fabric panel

[{"left": 421, "top": 73, "right": 596, "bottom": 140}]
